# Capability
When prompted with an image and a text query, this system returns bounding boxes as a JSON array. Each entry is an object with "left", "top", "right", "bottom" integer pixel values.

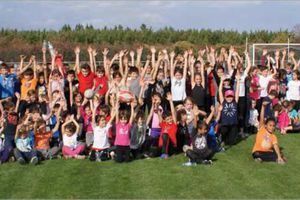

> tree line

[{"left": 0, "top": 24, "right": 295, "bottom": 62}]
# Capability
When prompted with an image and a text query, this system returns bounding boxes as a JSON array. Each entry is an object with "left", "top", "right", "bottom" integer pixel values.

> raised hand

[
  {"left": 137, "top": 46, "right": 143, "bottom": 55},
  {"left": 169, "top": 51, "right": 175, "bottom": 58},
  {"left": 74, "top": 46, "right": 80, "bottom": 55},
  {"left": 87, "top": 46, "right": 93, "bottom": 54},
  {"left": 166, "top": 92, "right": 172, "bottom": 101},
  {"left": 262, "top": 49, "right": 268, "bottom": 56},
  {"left": 102, "top": 48, "right": 109, "bottom": 56},
  {"left": 150, "top": 46, "right": 156, "bottom": 54},
  {"left": 129, "top": 50, "right": 135, "bottom": 57}
]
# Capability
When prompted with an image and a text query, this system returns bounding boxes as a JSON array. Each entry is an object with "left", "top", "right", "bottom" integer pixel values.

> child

[
  {"left": 114, "top": 97, "right": 135, "bottom": 163},
  {"left": 274, "top": 104, "right": 289, "bottom": 134},
  {"left": 182, "top": 121, "right": 215, "bottom": 166},
  {"left": 80, "top": 100, "right": 94, "bottom": 148},
  {"left": 130, "top": 112, "right": 147, "bottom": 159},
  {"left": 286, "top": 70, "right": 300, "bottom": 111},
  {"left": 176, "top": 108, "right": 190, "bottom": 153},
  {"left": 252, "top": 101, "right": 286, "bottom": 164},
  {"left": 0, "top": 96, "right": 20, "bottom": 163},
  {"left": 157, "top": 93, "right": 177, "bottom": 159},
  {"left": 170, "top": 51, "right": 188, "bottom": 106},
  {"left": 34, "top": 119, "right": 60, "bottom": 160},
  {"left": 247, "top": 99, "right": 259, "bottom": 134},
  {"left": 90, "top": 103, "right": 115, "bottom": 162},
  {"left": 74, "top": 46, "right": 95, "bottom": 95},
  {"left": 61, "top": 115, "right": 85, "bottom": 159},
  {"left": 14, "top": 125, "right": 39, "bottom": 165},
  {"left": 145, "top": 93, "right": 163, "bottom": 157},
  {"left": 218, "top": 74, "right": 240, "bottom": 146}
]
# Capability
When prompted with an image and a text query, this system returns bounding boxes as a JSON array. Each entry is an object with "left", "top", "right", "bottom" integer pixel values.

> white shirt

[
  {"left": 259, "top": 75, "right": 272, "bottom": 97},
  {"left": 171, "top": 78, "right": 186, "bottom": 101},
  {"left": 249, "top": 109, "right": 259, "bottom": 127},
  {"left": 239, "top": 73, "right": 247, "bottom": 97},
  {"left": 286, "top": 80, "right": 300, "bottom": 101},
  {"left": 63, "top": 133, "right": 78, "bottom": 149},
  {"left": 92, "top": 124, "right": 111, "bottom": 149}
]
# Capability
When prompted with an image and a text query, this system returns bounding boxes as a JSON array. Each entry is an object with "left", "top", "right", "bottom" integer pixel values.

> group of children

[{"left": 0, "top": 45, "right": 298, "bottom": 166}]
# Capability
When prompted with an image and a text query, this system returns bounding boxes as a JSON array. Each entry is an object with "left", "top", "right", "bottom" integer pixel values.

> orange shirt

[
  {"left": 252, "top": 127, "right": 278, "bottom": 153},
  {"left": 35, "top": 131, "right": 52, "bottom": 150},
  {"left": 21, "top": 78, "right": 37, "bottom": 99}
]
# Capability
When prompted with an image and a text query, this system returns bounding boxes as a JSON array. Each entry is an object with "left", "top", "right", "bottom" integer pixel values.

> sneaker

[
  {"left": 17, "top": 157, "right": 26, "bottom": 165},
  {"left": 254, "top": 158, "right": 262, "bottom": 163},
  {"left": 74, "top": 155, "right": 86, "bottom": 159},
  {"left": 202, "top": 159, "right": 213, "bottom": 165},
  {"left": 182, "top": 161, "right": 196, "bottom": 166},
  {"left": 30, "top": 156, "right": 38, "bottom": 165},
  {"left": 95, "top": 152, "right": 101, "bottom": 162},
  {"left": 182, "top": 145, "right": 190, "bottom": 153},
  {"left": 160, "top": 154, "right": 169, "bottom": 159}
]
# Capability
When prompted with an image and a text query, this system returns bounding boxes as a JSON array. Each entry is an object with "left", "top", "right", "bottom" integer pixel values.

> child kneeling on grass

[
  {"left": 252, "top": 101, "right": 286, "bottom": 164},
  {"left": 14, "top": 125, "right": 38, "bottom": 165},
  {"left": 182, "top": 109, "right": 215, "bottom": 166},
  {"left": 61, "top": 115, "right": 85, "bottom": 159}
]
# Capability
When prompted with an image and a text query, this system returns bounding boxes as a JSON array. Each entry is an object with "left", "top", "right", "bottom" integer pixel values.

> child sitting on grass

[
  {"left": 14, "top": 125, "right": 38, "bottom": 165},
  {"left": 61, "top": 115, "right": 85, "bottom": 159},
  {"left": 252, "top": 101, "right": 286, "bottom": 164}
]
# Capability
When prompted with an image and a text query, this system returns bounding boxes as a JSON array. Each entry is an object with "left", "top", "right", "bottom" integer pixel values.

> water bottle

[{"left": 48, "top": 41, "right": 55, "bottom": 58}]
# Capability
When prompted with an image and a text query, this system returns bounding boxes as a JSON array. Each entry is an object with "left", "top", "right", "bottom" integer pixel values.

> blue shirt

[{"left": 0, "top": 74, "right": 17, "bottom": 99}]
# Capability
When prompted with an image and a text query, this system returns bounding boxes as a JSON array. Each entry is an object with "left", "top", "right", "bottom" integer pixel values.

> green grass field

[{"left": 1, "top": 134, "right": 300, "bottom": 199}]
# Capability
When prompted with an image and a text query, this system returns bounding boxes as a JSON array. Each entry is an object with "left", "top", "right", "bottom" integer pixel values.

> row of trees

[{"left": 0, "top": 24, "right": 295, "bottom": 62}]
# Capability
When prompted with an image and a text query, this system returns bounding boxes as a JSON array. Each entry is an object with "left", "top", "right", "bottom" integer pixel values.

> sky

[{"left": 0, "top": 1, "right": 300, "bottom": 32}]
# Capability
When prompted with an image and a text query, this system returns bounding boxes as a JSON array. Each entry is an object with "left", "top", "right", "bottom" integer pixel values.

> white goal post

[{"left": 251, "top": 42, "right": 300, "bottom": 66}]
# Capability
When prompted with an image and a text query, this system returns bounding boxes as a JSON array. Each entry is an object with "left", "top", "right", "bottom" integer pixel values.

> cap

[{"left": 225, "top": 90, "right": 234, "bottom": 97}]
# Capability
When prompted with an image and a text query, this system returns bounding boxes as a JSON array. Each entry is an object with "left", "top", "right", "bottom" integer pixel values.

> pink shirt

[
  {"left": 80, "top": 106, "right": 93, "bottom": 133},
  {"left": 278, "top": 111, "right": 289, "bottom": 129},
  {"left": 114, "top": 122, "right": 131, "bottom": 146}
]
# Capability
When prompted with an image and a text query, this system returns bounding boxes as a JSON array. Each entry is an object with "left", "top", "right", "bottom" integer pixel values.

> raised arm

[
  {"left": 17, "top": 57, "right": 33, "bottom": 77},
  {"left": 205, "top": 106, "right": 215, "bottom": 125},
  {"left": 129, "top": 50, "right": 135, "bottom": 66},
  {"left": 102, "top": 48, "right": 110, "bottom": 78},
  {"left": 150, "top": 46, "right": 156, "bottom": 70},
  {"left": 183, "top": 51, "right": 188, "bottom": 80},
  {"left": 87, "top": 46, "right": 94, "bottom": 73},
  {"left": 219, "top": 76, "right": 224, "bottom": 104},
  {"left": 227, "top": 46, "right": 234, "bottom": 74},
  {"left": 244, "top": 51, "right": 252, "bottom": 76},
  {"left": 235, "top": 73, "right": 240, "bottom": 103},
  {"left": 166, "top": 93, "right": 176, "bottom": 123},
  {"left": 129, "top": 100, "right": 136, "bottom": 125},
  {"left": 170, "top": 51, "right": 175, "bottom": 79},
  {"left": 259, "top": 101, "right": 267, "bottom": 128},
  {"left": 281, "top": 49, "right": 286, "bottom": 69},
  {"left": 74, "top": 46, "right": 80, "bottom": 74},
  {"left": 136, "top": 46, "right": 143, "bottom": 72}
]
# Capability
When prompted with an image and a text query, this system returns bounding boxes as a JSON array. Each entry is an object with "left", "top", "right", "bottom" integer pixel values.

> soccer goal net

[{"left": 250, "top": 43, "right": 300, "bottom": 66}]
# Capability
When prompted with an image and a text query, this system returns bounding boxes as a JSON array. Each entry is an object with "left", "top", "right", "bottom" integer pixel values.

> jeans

[{"left": 14, "top": 148, "right": 38, "bottom": 162}]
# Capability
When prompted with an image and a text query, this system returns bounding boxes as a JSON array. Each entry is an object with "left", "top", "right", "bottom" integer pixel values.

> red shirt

[
  {"left": 208, "top": 72, "right": 215, "bottom": 97},
  {"left": 95, "top": 76, "right": 108, "bottom": 96},
  {"left": 77, "top": 71, "right": 95, "bottom": 94},
  {"left": 159, "top": 122, "right": 177, "bottom": 147}
]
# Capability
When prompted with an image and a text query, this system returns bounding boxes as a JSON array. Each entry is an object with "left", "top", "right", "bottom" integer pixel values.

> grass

[{"left": 1, "top": 133, "right": 300, "bottom": 199}]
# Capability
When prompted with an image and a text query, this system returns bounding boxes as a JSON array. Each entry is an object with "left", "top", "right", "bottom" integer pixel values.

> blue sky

[{"left": 0, "top": 1, "right": 299, "bottom": 31}]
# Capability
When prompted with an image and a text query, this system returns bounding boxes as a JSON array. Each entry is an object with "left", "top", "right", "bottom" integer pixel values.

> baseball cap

[{"left": 225, "top": 90, "right": 234, "bottom": 97}]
